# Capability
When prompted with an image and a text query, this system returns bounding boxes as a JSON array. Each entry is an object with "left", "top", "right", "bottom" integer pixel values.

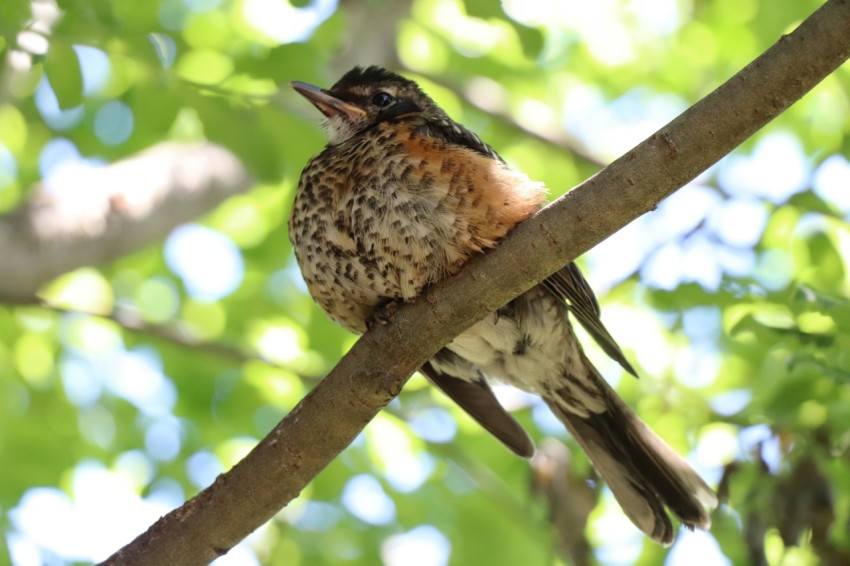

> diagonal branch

[
  {"left": 0, "top": 141, "right": 252, "bottom": 300},
  {"left": 103, "top": 1, "right": 850, "bottom": 564}
]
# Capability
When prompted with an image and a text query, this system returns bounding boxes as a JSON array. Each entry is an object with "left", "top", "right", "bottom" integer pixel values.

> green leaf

[
  {"left": 45, "top": 42, "right": 83, "bottom": 109},
  {"left": 191, "top": 93, "right": 283, "bottom": 182},
  {"left": 511, "top": 23, "right": 545, "bottom": 60},
  {"left": 0, "top": 0, "right": 30, "bottom": 33},
  {"left": 463, "top": 0, "right": 502, "bottom": 19}
]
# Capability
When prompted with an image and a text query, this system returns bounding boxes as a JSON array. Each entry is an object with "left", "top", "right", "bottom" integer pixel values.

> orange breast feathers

[{"left": 398, "top": 130, "right": 547, "bottom": 253}]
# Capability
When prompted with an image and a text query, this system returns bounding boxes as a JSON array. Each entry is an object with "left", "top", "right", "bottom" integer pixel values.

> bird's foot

[{"left": 366, "top": 299, "right": 401, "bottom": 330}]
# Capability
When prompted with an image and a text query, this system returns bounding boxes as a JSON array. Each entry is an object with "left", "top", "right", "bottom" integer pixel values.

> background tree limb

[
  {"left": 0, "top": 141, "right": 252, "bottom": 300},
  {"left": 103, "top": 1, "right": 850, "bottom": 564}
]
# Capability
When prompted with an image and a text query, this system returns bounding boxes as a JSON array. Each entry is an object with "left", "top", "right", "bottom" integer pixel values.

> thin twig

[
  {"left": 2, "top": 294, "right": 322, "bottom": 379},
  {"left": 416, "top": 72, "right": 608, "bottom": 169}
]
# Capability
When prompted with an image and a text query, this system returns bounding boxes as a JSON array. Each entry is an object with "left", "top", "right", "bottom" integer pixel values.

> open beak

[{"left": 291, "top": 81, "right": 367, "bottom": 120}]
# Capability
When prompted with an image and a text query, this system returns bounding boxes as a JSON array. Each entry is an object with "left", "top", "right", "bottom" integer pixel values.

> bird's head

[{"left": 291, "top": 66, "right": 442, "bottom": 145}]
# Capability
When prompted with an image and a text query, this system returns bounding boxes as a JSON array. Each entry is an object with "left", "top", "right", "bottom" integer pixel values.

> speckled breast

[
  {"left": 289, "top": 124, "right": 456, "bottom": 332},
  {"left": 290, "top": 120, "right": 546, "bottom": 334}
]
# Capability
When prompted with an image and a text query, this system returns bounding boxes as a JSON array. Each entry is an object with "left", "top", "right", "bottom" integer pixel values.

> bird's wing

[
  {"left": 414, "top": 116, "right": 505, "bottom": 162},
  {"left": 543, "top": 262, "right": 638, "bottom": 378},
  {"left": 421, "top": 355, "right": 535, "bottom": 458}
]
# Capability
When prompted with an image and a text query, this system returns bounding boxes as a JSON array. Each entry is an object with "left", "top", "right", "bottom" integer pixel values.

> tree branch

[
  {"left": 103, "top": 1, "right": 850, "bottom": 564},
  {"left": 4, "top": 294, "right": 295, "bottom": 370},
  {"left": 0, "top": 142, "right": 252, "bottom": 300}
]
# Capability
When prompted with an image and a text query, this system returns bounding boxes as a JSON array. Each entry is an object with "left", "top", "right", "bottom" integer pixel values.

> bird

[{"left": 289, "top": 65, "right": 717, "bottom": 545}]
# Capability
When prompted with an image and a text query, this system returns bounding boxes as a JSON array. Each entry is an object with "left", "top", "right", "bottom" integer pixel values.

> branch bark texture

[
  {"left": 0, "top": 142, "right": 252, "bottom": 300},
  {"left": 104, "top": 1, "right": 850, "bottom": 564}
]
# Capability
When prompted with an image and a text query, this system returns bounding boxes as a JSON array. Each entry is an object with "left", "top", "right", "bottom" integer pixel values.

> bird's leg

[{"left": 366, "top": 298, "right": 402, "bottom": 330}]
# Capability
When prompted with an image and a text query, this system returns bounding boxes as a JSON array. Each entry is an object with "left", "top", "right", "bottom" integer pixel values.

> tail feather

[{"left": 545, "top": 383, "right": 717, "bottom": 546}]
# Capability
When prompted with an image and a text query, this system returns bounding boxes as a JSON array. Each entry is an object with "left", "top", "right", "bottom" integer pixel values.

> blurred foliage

[{"left": 2, "top": 0, "right": 850, "bottom": 565}]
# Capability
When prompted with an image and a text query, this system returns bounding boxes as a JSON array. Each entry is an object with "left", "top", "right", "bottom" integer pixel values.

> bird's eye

[{"left": 371, "top": 92, "right": 394, "bottom": 107}]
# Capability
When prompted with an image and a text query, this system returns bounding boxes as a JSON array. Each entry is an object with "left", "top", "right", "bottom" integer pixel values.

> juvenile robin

[{"left": 289, "top": 66, "right": 717, "bottom": 544}]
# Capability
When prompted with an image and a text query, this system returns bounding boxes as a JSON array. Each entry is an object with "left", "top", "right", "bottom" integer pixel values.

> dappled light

[{"left": 1, "top": 0, "right": 849, "bottom": 565}]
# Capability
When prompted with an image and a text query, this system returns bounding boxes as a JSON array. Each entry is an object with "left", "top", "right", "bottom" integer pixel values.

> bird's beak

[{"left": 291, "top": 81, "right": 367, "bottom": 120}]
